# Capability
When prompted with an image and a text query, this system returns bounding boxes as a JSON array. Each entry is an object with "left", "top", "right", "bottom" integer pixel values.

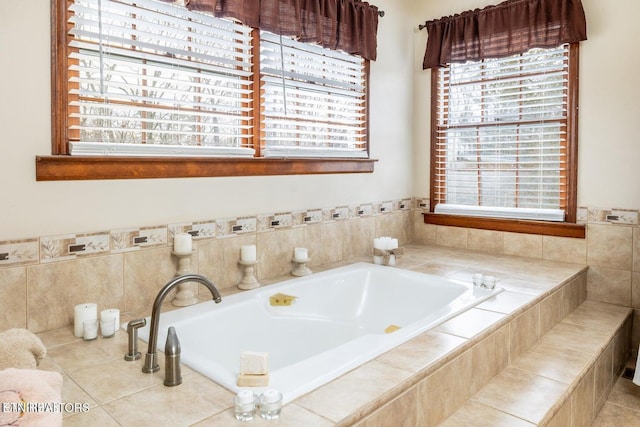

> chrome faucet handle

[
  {"left": 124, "top": 318, "right": 147, "bottom": 361},
  {"left": 164, "top": 326, "right": 182, "bottom": 387}
]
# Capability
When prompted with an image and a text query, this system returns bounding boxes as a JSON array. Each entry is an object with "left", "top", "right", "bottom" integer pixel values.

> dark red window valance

[
  {"left": 184, "top": 0, "right": 380, "bottom": 61},
  {"left": 422, "top": 0, "right": 587, "bottom": 69}
]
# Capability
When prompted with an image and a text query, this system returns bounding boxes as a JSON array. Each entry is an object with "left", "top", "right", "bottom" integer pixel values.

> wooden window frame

[
  {"left": 424, "top": 43, "right": 584, "bottom": 239},
  {"left": 38, "top": 0, "right": 376, "bottom": 181}
]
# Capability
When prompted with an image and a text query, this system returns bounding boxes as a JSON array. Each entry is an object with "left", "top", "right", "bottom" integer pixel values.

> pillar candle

[
  {"left": 389, "top": 238, "right": 398, "bottom": 250},
  {"left": 174, "top": 232, "right": 192, "bottom": 253},
  {"left": 74, "top": 303, "right": 97, "bottom": 338},
  {"left": 240, "top": 245, "right": 257, "bottom": 263},
  {"left": 293, "top": 247, "right": 308, "bottom": 261}
]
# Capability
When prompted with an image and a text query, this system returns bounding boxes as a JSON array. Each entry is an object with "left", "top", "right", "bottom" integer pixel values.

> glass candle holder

[
  {"left": 234, "top": 390, "right": 257, "bottom": 421},
  {"left": 259, "top": 389, "right": 282, "bottom": 420},
  {"left": 483, "top": 275, "right": 496, "bottom": 290},
  {"left": 472, "top": 273, "right": 484, "bottom": 287},
  {"left": 100, "top": 317, "right": 116, "bottom": 338},
  {"left": 83, "top": 319, "right": 98, "bottom": 341}
]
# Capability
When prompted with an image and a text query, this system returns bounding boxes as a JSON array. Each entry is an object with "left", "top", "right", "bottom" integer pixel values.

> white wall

[
  {"left": 4, "top": 0, "right": 637, "bottom": 242},
  {"left": 0, "top": 0, "right": 414, "bottom": 240},
  {"left": 412, "top": 0, "right": 640, "bottom": 211}
]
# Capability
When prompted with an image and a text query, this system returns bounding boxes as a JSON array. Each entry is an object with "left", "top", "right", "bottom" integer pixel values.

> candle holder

[
  {"left": 291, "top": 257, "right": 312, "bottom": 276},
  {"left": 238, "top": 260, "right": 260, "bottom": 290},
  {"left": 171, "top": 250, "right": 199, "bottom": 306}
]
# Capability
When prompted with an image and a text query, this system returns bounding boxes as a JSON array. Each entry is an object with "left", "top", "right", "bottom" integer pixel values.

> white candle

[
  {"left": 100, "top": 309, "right": 120, "bottom": 334},
  {"left": 74, "top": 303, "right": 97, "bottom": 338},
  {"left": 174, "top": 232, "right": 192, "bottom": 253},
  {"left": 100, "top": 318, "right": 116, "bottom": 338},
  {"left": 294, "top": 247, "right": 308, "bottom": 261},
  {"left": 375, "top": 236, "right": 398, "bottom": 250},
  {"left": 240, "top": 245, "right": 257, "bottom": 263},
  {"left": 389, "top": 238, "right": 398, "bottom": 250},
  {"left": 83, "top": 319, "right": 98, "bottom": 340},
  {"left": 261, "top": 389, "right": 282, "bottom": 404},
  {"left": 236, "top": 390, "right": 256, "bottom": 405},
  {"left": 258, "top": 388, "right": 282, "bottom": 419}
]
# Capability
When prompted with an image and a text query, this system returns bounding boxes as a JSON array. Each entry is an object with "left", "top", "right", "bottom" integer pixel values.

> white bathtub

[{"left": 136, "top": 262, "right": 502, "bottom": 403}]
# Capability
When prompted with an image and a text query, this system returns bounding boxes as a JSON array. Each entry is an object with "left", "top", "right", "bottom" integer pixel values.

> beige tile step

[{"left": 439, "top": 300, "right": 632, "bottom": 427}]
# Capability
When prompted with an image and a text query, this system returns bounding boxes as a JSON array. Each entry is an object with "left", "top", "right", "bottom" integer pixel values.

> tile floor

[{"left": 592, "top": 362, "right": 640, "bottom": 426}]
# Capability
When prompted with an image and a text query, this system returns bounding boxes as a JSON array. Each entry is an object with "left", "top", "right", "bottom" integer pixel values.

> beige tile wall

[
  {"left": 2, "top": 198, "right": 639, "bottom": 353},
  {"left": 0, "top": 200, "right": 413, "bottom": 333}
]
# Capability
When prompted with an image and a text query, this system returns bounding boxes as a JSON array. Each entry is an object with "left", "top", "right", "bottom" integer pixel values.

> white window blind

[
  {"left": 260, "top": 32, "right": 368, "bottom": 158},
  {"left": 434, "top": 45, "right": 569, "bottom": 221},
  {"left": 67, "top": 0, "right": 254, "bottom": 157}
]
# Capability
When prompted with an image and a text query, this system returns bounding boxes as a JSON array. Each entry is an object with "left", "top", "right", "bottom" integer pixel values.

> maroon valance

[
  {"left": 185, "top": 0, "right": 380, "bottom": 61},
  {"left": 422, "top": 0, "right": 587, "bottom": 69}
]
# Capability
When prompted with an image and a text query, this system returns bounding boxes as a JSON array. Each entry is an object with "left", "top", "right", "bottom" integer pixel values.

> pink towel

[{"left": 0, "top": 368, "right": 63, "bottom": 427}]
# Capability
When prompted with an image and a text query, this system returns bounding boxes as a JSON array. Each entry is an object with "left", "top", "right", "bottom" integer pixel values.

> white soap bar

[{"left": 239, "top": 351, "right": 268, "bottom": 375}]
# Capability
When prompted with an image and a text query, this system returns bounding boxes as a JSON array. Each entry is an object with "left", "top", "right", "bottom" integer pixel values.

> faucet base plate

[{"left": 142, "top": 352, "right": 160, "bottom": 373}]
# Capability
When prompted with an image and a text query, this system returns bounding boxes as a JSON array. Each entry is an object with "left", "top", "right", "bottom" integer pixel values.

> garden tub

[{"left": 136, "top": 262, "right": 502, "bottom": 402}]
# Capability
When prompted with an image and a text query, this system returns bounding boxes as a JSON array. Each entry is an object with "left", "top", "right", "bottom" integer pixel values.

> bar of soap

[
  {"left": 269, "top": 293, "right": 297, "bottom": 306},
  {"left": 240, "top": 351, "right": 268, "bottom": 375},
  {"left": 237, "top": 373, "right": 269, "bottom": 387}
]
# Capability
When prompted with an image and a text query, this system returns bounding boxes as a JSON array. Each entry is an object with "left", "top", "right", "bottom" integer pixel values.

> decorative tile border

[
  {"left": 577, "top": 207, "right": 588, "bottom": 224},
  {"left": 416, "top": 197, "right": 640, "bottom": 226},
  {"left": 4, "top": 199, "right": 638, "bottom": 267},
  {"left": 302, "top": 209, "right": 323, "bottom": 224},
  {"left": 257, "top": 212, "right": 294, "bottom": 232},
  {"left": 40, "top": 232, "right": 110, "bottom": 263},
  {"left": 329, "top": 206, "right": 349, "bottom": 221},
  {"left": 3, "top": 199, "right": 405, "bottom": 266},
  {"left": 291, "top": 211, "right": 308, "bottom": 227},
  {"left": 190, "top": 221, "right": 217, "bottom": 240},
  {"left": 356, "top": 204, "right": 373, "bottom": 217},
  {"left": 379, "top": 201, "right": 394, "bottom": 214},
  {"left": 111, "top": 226, "right": 168, "bottom": 253},
  {"left": 399, "top": 198, "right": 412, "bottom": 210},
  {"left": 415, "top": 198, "right": 430, "bottom": 209},
  {"left": 214, "top": 217, "right": 257, "bottom": 238},
  {"left": 586, "top": 207, "right": 639, "bottom": 225},
  {"left": 0, "top": 239, "right": 39, "bottom": 266}
]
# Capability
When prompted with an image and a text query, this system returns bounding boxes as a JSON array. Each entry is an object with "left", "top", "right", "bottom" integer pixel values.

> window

[
  {"left": 260, "top": 32, "right": 367, "bottom": 158},
  {"left": 432, "top": 44, "right": 576, "bottom": 221},
  {"left": 430, "top": 43, "right": 580, "bottom": 227},
  {"left": 67, "top": 0, "right": 255, "bottom": 157},
  {"left": 41, "top": 0, "right": 375, "bottom": 180},
  {"left": 420, "top": 0, "right": 586, "bottom": 237}
]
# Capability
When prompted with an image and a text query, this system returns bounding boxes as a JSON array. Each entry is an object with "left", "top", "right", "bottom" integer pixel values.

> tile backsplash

[
  {"left": 2, "top": 197, "right": 639, "bottom": 354},
  {"left": 0, "top": 198, "right": 413, "bottom": 333}
]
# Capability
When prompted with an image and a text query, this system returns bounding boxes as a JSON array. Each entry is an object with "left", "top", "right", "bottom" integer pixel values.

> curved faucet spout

[{"left": 142, "top": 274, "right": 222, "bottom": 374}]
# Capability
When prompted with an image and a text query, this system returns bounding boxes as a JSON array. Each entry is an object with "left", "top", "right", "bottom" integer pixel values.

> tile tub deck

[{"left": 35, "top": 244, "right": 631, "bottom": 426}]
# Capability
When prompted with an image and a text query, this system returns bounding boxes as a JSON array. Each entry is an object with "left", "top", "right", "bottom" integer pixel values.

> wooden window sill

[
  {"left": 35, "top": 156, "right": 377, "bottom": 181},
  {"left": 422, "top": 213, "right": 585, "bottom": 239}
]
